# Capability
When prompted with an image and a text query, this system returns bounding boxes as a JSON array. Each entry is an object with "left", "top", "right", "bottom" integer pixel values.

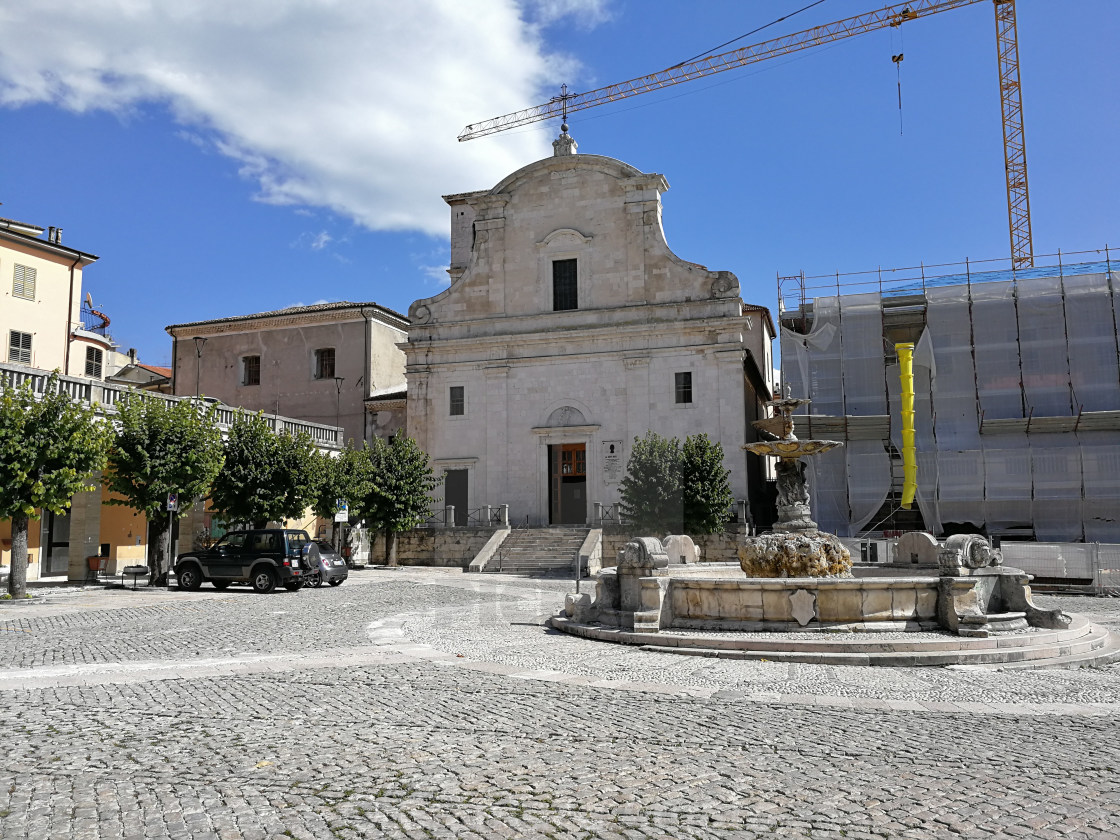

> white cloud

[
  {"left": 526, "top": 0, "right": 611, "bottom": 27},
  {"left": 0, "top": 0, "right": 608, "bottom": 235},
  {"left": 420, "top": 264, "right": 453, "bottom": 288}
]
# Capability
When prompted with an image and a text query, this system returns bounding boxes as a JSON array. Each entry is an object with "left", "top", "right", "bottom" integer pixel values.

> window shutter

[
  {"left": 13, "top": 264, "right": 37, "bottom": 300},
  {"left": 85, "top": 347, "right": 103, "bottom": 378},
  {"left": 9, "top": 331, "right": 31, "bottom": 364}
]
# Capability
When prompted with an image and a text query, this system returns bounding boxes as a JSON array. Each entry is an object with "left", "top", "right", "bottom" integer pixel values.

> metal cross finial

[{"left": 551, "top": 83, "right": 574, "bottom": 133}]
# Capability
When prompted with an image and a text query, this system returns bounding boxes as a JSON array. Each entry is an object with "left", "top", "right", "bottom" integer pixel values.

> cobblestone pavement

[{"left": 1, "top": 568, "right": 1118, "bottom": 839}]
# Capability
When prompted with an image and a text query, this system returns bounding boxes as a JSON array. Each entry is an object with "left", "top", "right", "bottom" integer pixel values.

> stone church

[{"left": 405, "top": 133, "right": 775, "bottom": 527}]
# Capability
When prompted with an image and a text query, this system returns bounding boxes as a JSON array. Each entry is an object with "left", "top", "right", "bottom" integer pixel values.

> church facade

[{"left": 404, "top": 136, "right": 775, "bottom": 527}]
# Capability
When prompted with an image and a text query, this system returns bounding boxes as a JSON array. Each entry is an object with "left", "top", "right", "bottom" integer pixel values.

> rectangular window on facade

[
  {"left": 12, "top": 264, "right": 36, "bottom": 300},
  {"left": 84, "top": 347, "right": 103, "bottom": 379},
  {"left": 449, "top": 385, "right": 465, "bottom": 416},
  {"left": 242, "top": 355, "right": 261, "bottom": 386},
  {"left": 552, "top": 258, "right": 578, "bottom": 311},
  {"left": 8, "top": 330, "right": 31, "bottom": 364},
  {"left": 675, "top": 371, "right": 693, "bottom": 404},
  {"left": 314, "top": 347, "right": 335, "bottom": 379}
]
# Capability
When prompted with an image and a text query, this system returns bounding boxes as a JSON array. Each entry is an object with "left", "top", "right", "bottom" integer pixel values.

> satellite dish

[{"left": 85, "top": 292, "right": 93, "bottom": 307}]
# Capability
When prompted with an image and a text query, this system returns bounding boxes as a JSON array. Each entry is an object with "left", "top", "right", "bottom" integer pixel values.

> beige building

[
  {"left": 1, "top": 217, "right": 102, "bottom": 378},
  {"left": 166, "top": 302, "right": 409, "bottom": 446},
  {"left": 405, "top": 135, "right": 775, "bottom": 527}
]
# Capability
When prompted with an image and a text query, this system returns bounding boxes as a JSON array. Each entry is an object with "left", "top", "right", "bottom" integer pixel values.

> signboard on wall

[{"left": 602, "top": 440, "right": 624, "bottom": 484}]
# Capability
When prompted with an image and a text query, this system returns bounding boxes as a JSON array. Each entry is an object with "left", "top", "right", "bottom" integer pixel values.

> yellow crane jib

[{"left": 895, "top": 343, "right": 918, "bottom": 509}]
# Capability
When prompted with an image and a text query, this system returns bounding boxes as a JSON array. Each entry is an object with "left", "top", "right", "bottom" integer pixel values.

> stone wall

[
  {"left": 369, "top": 527, "right": 498, "bottom": 568},
  {"left": 602, "top": 525, "right": 748, "bottom": 567}
]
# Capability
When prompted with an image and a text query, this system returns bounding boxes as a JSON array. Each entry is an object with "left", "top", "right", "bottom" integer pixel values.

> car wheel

[
  {"left": 212, "top": 580, "right": 231, "bottom": 590},
  {"left": 177, "top": 564, "right": 202, "bottom": 591},
  {"left": 308, "top": 572, "right": 323, "bottom": 588},
  {"left": 329, "top": 579, "right": 344, "bottom": 587},
  {"left": 251, "top": 568, "right": 277, "bottom": 594}
]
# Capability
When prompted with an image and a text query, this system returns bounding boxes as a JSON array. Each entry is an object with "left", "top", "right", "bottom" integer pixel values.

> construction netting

[{"left": 781, "top": 270, "right": 1120, "bottom": 541}]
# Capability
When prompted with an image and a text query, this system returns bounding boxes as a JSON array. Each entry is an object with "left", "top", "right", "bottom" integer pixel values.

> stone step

[
  {"left": 549, "top": 615, "right": 1120, "bottom": 669},
  {"left": 987, "top": 629, "right": 1120, "bottom": 670},
  {"left": 481, "top": 527, "right": 589, "bottom": 575}
]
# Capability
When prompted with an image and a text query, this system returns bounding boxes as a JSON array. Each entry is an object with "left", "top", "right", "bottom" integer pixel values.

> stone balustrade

[{"left": 0, "top": 362, "right": 342, "bottom": 450}]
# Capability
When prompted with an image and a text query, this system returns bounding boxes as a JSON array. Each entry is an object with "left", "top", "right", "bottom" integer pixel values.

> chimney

[
  {"left": 53, "top": 228, "right": 62, "bottom": 244},
  {"left": 128, "top": 348, "right": 137, "bottom": 364},
  {"left": 48, "top": 226, "right": 56, "bottom": 241}
]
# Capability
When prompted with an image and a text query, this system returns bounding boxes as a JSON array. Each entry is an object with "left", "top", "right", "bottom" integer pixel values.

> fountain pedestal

[{"left": 739, "top": 399, "right": 851, "bottom": 577}]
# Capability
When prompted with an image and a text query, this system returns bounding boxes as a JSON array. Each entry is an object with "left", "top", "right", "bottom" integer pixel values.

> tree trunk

[
  {"left": 385, "top": 530, "right": 398, "bottom": 566},
  {"left": 6, "top": 512, "right": 30, "bottom": 599},
  {"left": 148, "top": 518, "right": 171, "bottom": 586}
]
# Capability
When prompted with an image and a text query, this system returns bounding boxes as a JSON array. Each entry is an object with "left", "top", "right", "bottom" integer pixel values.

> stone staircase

[{"left": 491, "top": 526, "right": 589, "bottom": 576}]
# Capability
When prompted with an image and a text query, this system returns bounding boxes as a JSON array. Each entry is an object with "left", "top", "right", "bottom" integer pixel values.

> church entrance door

[{"left": 548, "top": 443, "right": 586, "bottom": 525}]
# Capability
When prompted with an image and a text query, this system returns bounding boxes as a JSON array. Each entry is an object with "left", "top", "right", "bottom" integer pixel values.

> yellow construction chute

[{"left": 896, "top": 343, "right": 917, "bottom": 509}]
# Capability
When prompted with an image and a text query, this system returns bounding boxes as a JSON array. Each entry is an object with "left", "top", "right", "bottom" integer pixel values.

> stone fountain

[
  {"left": 739, "top": 398, "right": 851, "bottom": 577},
  {"left": 550, "top": 406, "right": 1118, "bottom": 667}
]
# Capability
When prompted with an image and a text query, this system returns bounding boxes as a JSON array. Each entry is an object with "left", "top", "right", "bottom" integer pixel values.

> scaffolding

[{"left": 779, "top": 247, "right": 1120, "bottom": 541}]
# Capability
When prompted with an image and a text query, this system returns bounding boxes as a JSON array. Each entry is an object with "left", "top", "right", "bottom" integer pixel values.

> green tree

[
  {"left": 356, "top": 436, "right": 438, "bottom": 566},
  {"left": 618, "top": 431, "right": 683, "bottom": 534},
  {"left": 0, "top": 373, "right": 112, "bottom": 598},
  {"left": 308, "top": 444, "right": 371, "bottom": 524},
  {"left": 103, "top": 394, "right": 224, "bottom": 586},
  {"left": 209, "top": 411, "right": 316, "bottom": 529},
  {"left": 682, "top": 433, "right": 734, "bottom": 534}
]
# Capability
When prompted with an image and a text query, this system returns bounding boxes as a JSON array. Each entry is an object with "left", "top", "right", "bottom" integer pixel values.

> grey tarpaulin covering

[{"left": 781, "top": 269, "right": 1120, "bottom": 540}]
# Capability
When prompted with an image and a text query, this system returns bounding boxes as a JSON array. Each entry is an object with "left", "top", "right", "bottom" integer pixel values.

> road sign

[
  {"left": 167, "top": 492, "right": 178, "bottom": 512},
  {"left": 334, "top": 499, "right": 348, "bottom": 522}
]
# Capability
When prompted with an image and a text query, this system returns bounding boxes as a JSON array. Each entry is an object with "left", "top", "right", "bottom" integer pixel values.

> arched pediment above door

[{"left": 545, "top": 406, "right": 587, "bottom": 427}]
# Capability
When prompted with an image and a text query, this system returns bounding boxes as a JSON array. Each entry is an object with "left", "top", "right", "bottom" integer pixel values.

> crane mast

[
  {"left": 994, "top": 0, "right": 1032, "bottom": 268},
  {"left": 459, "top": 0, "right": 1033, "bottom": 268}
]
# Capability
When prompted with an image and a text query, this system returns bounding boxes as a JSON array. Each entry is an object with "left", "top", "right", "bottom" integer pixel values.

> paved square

[{"left": 2, "top": 569, "right": 1118, "bottom": 839}]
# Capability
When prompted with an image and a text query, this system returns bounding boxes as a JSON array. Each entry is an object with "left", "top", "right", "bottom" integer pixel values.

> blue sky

[{"left": 1, "top": 0, "right": 1116, "bottom": 367}]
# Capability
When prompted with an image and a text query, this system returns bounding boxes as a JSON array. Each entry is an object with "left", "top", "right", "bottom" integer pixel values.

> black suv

[{"left": 175, "top": 529, "right": 314, "bottom": 593}]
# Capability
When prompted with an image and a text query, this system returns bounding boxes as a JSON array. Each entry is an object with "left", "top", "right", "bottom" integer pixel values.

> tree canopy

[
  {"left": 308, "top": 444, "right": 371, "bottom": 523},
  {"left": 619, "top": 430, "right": 734, "bottom": 536},
  {"left": 349, "top": 437, "right": 437, "bottom": 565},
  {"left": 209, "top": 411, "right": 316, "bottom": 528},
  {"left": 103, "top": 394, "right": 224, "bottom": 584},
  {"left": 618, "top": 431, "right": 683, "bottom": 534},
  {"left": 0, "top": 373, "right": 112, "bottom": 597},
  {"left": 682, "top": 433, "right": 734, "bottom": 534}
]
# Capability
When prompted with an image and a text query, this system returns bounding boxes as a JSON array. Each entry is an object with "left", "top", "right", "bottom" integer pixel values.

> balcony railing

[{"left": 0, "top": 361, "right": 343, "bottom": 450}]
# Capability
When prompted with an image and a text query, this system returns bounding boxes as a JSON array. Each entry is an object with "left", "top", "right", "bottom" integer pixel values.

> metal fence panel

[{"left": 1098, "top": 544, "right": 1120, "bottom": 595}]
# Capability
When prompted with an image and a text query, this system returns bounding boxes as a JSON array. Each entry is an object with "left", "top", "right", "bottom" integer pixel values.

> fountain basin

[
  {"left": 581, "top": 571, "right": 941, "bottom": 633},
  {"left": 666, "top": 575, "right": 940, "bottom": 631},
  {"left": 743, "top": 439, "right": 841, "bottom": 458}
]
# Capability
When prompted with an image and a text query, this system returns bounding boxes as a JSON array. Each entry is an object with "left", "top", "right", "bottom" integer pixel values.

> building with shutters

[
  {"left": 166, "top": 302, "right": 409, "bottom": 447},
  {"left": 1, "top": 216, "right": 106, "bottom": 378}
]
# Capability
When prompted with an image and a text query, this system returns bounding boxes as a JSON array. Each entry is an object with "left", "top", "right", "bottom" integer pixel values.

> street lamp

[
  {"left": 192, "top": 337, "right": 207, "bottom": 397},
  {"left": 333, "top": 376, "right": 345, "bottom": 443}
]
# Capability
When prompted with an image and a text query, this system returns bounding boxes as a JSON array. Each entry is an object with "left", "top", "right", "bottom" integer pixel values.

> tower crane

[{"left": 459, "top": 0, "right": 1034, "bottom": 269}]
